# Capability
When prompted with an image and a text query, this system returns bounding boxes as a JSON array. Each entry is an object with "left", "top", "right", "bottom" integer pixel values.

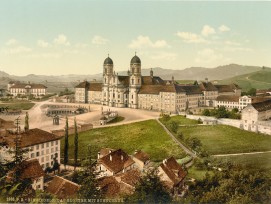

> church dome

[
  {"left": 104, "top": 57, "right": 113, "bottom": 65},
  {"left": 130, "top": 55, "right": 141, "bottom": 64}
]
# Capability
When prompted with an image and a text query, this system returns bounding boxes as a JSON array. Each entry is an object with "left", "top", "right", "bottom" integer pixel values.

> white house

[
  {"left": 0, "top": 128, "right": 61, "bottom": 169},
  {"left": 241, "top": 99, "right": 271, "bottom": 132}
]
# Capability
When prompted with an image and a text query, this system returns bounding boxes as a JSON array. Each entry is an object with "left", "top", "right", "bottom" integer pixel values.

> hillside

[{"left": 217, "top": 69, "right": 271, "bottom": 91}]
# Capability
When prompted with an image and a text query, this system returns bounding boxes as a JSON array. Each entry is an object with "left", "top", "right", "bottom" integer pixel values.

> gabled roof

[
  {"left": 75, "top": 81, "right": 90, "bottom": 88},
  {"left": 4, "top": 128, "right": 61, "bottom": 148},
  {"left": 98, "top": 176, "right": 121, "bottom": 198},
  {"left": 138, "top": 84, "right": 176, "bottom": 94},
  {"left": 159, "top": 157, "right": 186, "bottom": 186},
  {"left": 141, "top": 76, "right": 165, "bottom": 85},
  {"left": 88, "top": 83, "right": 102, "bottom": 91},
  {"left": 10, "top": 83, "right": 47, "bottom": 89},
  {"left": 46, "top": 176, "right": 80, "bottom": 199},
  {"left": 251, "top": 99, "right": 271, "bottom": 112},
  {"left": 7, "top": 159, "right": 44, "bottom": 182},
  {"left": 98, "top": 149, "right": 135, "bottom": 174},
  {"left": 214, "top": 83, "right": 240, "bottom": 93},
  {"left": 176, "top": 85, "right": 203, "bottom": 95},
  {"left": 133, "top": 150, "right": 150, "bottom": 163},
  {"left": 216, "top": 95, "right": 239, "bottom": 102},
  {"left": 199, "top": 82, "right": 218, "bottom": 91},
  {"left": 118, "top": 169, "right": 141, "bottom": 187},
  {"left": 99, "top": 148, "right": 115, "bottom": 158}
]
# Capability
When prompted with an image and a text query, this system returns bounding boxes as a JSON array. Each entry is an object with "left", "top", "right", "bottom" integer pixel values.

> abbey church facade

[{"left": 75, "top": 54, "right": 241, "bottom": 113}]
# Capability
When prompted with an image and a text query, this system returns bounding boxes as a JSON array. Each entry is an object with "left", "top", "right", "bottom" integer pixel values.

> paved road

[
  {"left": 156, "top": 118, "right": 197, "bottom": 158},
  {"left": 212, "top": 150, "right": 271, "bottom": 157}
]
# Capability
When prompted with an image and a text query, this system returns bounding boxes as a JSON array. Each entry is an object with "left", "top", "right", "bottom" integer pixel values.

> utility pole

[{"left": 14, "top": 117, "right": 21, "bottom": 166}]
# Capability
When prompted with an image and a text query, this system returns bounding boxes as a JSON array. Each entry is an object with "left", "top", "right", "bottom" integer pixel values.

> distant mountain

[{"left": 0, "top": 64, "right": 267, "bottom": 86}]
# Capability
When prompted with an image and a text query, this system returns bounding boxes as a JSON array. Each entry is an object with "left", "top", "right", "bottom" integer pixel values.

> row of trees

[
  {"left": 63, "top": 116, "right": 79, "bottom": 170},
  {"left": 202, "top": 106, "right": 241, "bottom": 119}
]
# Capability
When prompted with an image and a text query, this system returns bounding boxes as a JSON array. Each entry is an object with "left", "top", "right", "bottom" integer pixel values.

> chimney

[
  {"left": 110, "top": 154, "right": 112, "bottom": 161},
  {"left": 134, "top": 150, "right": 138, "bottom": 154},
  {"left": 121, "top": 155, "right": 124, "bottom": 161},
  {"left": 172, "top": 76, "right": 174, "bottom": 83},
  {"left": 205, "top": 78, "right": 208, "bottom": 83},
  {"left": 109, "top": 150, "right": 112, "bottom": 153},
  {"left": 163, "top": 159, "right": 167, "bottom": 165},
  {"left": 97, "top": 152, "right": 100, "bottom": 159}
]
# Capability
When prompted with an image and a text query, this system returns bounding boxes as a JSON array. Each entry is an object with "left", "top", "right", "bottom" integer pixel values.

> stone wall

[{"left": 186, "top": 114, "right": 271, "bottom": 135}]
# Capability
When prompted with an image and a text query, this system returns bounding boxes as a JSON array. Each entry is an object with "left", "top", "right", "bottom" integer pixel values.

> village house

[
  {"left": 0, "top": 128, "right": 61, "bottom": 169},
  {"left": 97, "top": 148, "right": 136, "bottom": 177},
  {"left": 241, "top": 99, "right": 271, "bottom": 132},
  {"left": 8, "top": 81, "right": 47, "bottom": 97},
  {"left": 46, "top": 176, "right": 80, "bottom": 199},
  {"left": 132, "top": 150, "right": 150, "bottom": 171},
  {"left": 158, "top": 157, "right": 187, "bottom": 195},
  {"left": 98, "top": 169, "right": 141, "bottom": 198},
  {"left": 6, "top": 159, "right": 45, "bottom": 190}
]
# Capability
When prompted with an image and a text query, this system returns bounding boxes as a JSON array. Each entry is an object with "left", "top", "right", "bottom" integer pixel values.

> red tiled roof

[
  {"left": 141, "top": 76, "right": 165, "bottom": 85},
  {"left": 199, "top": 82, "right": 218, "bottom": 91},
  {"left": 99, "top": 148, "right": 115, "bottom": 158},
  {"left": 4, "top": 128, "right": 61, "bottom": 148},
  {"left": 119, "top": 169, "right": 141, "bottom": 187},
  {"left": 251, "top": 99, "right": 271, "bottom": 112},
  {"left": 215, "top": 83, "right": 240, "bottom": 93},
  {"left": 98, "top": 176, "right": 121, "bottom": 198},
  {"left": 88, "top": 83, "right": 102, "bottom": 91},
  {"left": 176, "top": 85, "right": 203, "bottom": 95},
  {"left": 138, "top": 84, "right": 176, "bottom": 94},
  {"left": 75, "top": 81, "right": 90, "bottom": 88},
  {"left": 216, "top": 95, "right": 239, "bottom": 102},
  {"left": 133, "top": 150, "right": 150, "bottom": 163},
  {"left": 10, "top": 83, "right": 47, "bottom": 89},
  {"left": 7, "top": 159, "right": 44, "bottom": 182},
  {"left": 159, "top": 157, "right": 186, "bottom": 186},
  {"left": 46, "top": 176, "right": 80, "bottom": 199},
  {"left": 99, "top": 149, "right": 135, "bottom": 174},
  {"left": 251, "top": 96, "right": 271, "bottom": 104}
]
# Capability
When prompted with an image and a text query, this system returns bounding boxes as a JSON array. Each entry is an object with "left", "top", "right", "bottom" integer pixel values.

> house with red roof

[{"left": 158, "top": 157, "right": 187, "bottom": 195}]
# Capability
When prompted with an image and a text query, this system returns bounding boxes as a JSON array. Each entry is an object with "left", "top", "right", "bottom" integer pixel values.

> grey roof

[
  {"left": 104, "top": 57, "right": 113, "bottom": 65},
  {"left": 130, "top": 55, "right": 141, "bottom": 64}
]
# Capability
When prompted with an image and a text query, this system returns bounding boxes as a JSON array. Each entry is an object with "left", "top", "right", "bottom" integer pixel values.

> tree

[
  {"left": 193, "top": 80, "right": 199, "bottom": 86},
  {"left": 75, "top": 145, "right": 101, "bottom": 199},
  {"left": 64, "top": 116, "right": 69, "bottom": 170},
  {"left": 127, "top": 168, "right": 171, "bottom": 203},
  {"left": 215, "top": 106, "right": 228, "bottom": 118},
  {"left": 247, "top": 88, "right": 256, "bottom": 96},
  {"left": 202, "top": 109, "right": 210, "bottom": 116},
  {"left": 167, "top": 120, "right": 179, "bottom": 133},
  {"left": 74, "top": 117, "right": 78, "bottom": 171},
  {"left": 24, "top": 112, "right": 29, "bottom": 131}
]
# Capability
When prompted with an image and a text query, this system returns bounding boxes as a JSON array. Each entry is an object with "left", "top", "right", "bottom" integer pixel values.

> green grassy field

[
  {"left": 61, "top": 120, "right": 185, "bottom": 162},
  {"left": 214, "top": 152, "right": 271, "bottom": 176},
  {"left": 218, "top": 70, "right": 271, "bottom": 91},
  {"left": 179, "top": 125, "right": 271, "bottom": 155},
  {"left": 187, "top": 165, "right": 214, "bottom": 181},
  {"left": 0, "top": 102, "right": 35, "bottom": 110}
]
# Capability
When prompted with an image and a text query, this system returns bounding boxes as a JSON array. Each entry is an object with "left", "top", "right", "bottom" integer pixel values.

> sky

[{"left": 0, "top": 0, "right": 271, "bottom": 76}]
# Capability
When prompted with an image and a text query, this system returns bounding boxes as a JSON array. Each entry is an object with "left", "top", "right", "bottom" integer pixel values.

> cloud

[
  {"left": 6, "top": 39, "right": 17, "bottom": 46},
  {"left": 219, "top": 25, "right": 230, "bottom": 32},
  {"left": 54, "top": 34, "right": 70, "bottom": 46},
  {"left": 150, "top": 52, "right": 177, "bottom": 61},
  {"left": 92, "top": 35, "right": 109, "bottom": 45},
  {"left": 176, "top": 32, "right": 206, "bottom": 43},
  {"left": 195, "top": 48, "right": 225, "bottom": 64},
  {"left": 225, "top": 40, "right": 241, "bottom": 46},
  {"left": 201, "top": 25, "right": 216, "bottom": 37},
  {"left": 37, "top": 40, "right": 49, "bottom": 48},
  {"left": 27, "top": 52, "right": 61, "bottom": 59},
  {"left": 129, "top": 35, "right": 169, "bottom": 49},
  {"left": 3, "top": 46, "right": 32, "bottom": 54}
]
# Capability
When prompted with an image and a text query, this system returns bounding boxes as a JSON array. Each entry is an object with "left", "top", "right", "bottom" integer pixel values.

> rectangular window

[
  {"left": 55, "top": 141, "right": 58, "bottom": 145},
  {"left": 36, "top": 145, "right": 39, "bottom": 150},
  {"left": 36, "top": 152, "right": 40, "bottom": 157},
  {"left": 31, "top": 153, "right": 35, "bottom": 158},
  {"left": 41, "top": 144, "right": 44, "bottom": 149},
  {"left": 46, "top": 143, "right": 49, "bottom": 148}
]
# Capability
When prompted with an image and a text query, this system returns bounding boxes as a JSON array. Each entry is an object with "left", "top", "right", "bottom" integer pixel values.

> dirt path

[
  {"left": 156, "top": 118, "right": 197, "bottom": 158},
  {"left": 212, "top": 150, "right": 271, "bottom": 157}
]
